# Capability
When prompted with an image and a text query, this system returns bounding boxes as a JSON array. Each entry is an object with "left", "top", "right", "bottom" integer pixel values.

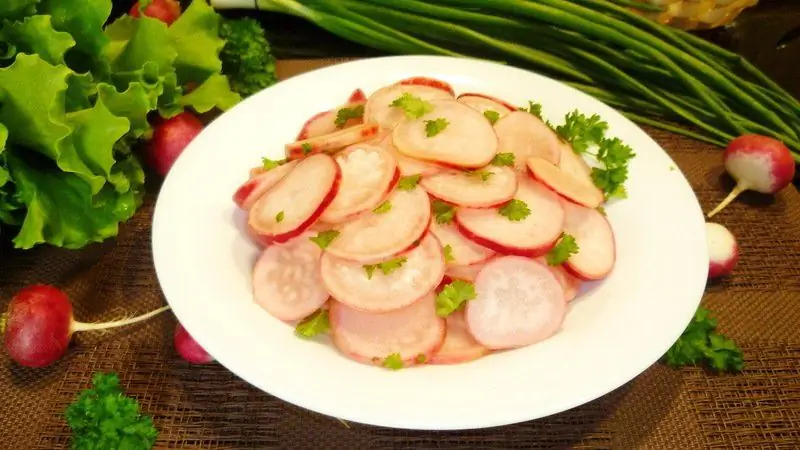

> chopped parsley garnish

[
  {"left": 309, "top": 230, "right": 340, "bottom": 250},
  {"left": 295, "top": 309, "right": 330, "bottom": 339},
  {"left": 416, "top": 353, "right": 427, "bottom": 364},
  {"left": 545, "top": 233, "right": 579, "bottom": 266},
  {"left": 262, "top": 157, "right": 286, "bottom": 170},
  {"left": 432, "top": 200, "right": 455, "bottom": 225},
  {"left": 397, "top": 174, "right": 421, "bottom": 191},
  {"left": 498, "top": 199, "right": 530, "bottom": 221},
  {"left": 373, "top": 200, "right": 392, "bottom": 214},
  {"left": 425, "top": 118, "right": 449, "bottom": 137},
  {"left": 465, "top": 169, "right": 494, "bottom": 182},
  {"left": 275, "top": 211, "right": 284, "bottom": 223},
  {"left": 363, "top": 256, "right": 408, "bottom": 279},
  {"left": 520, "top": 100, "right": 543, "bottom": 119},
  {"left": 383, "top": 353, "right": 404, "bottom": 370},
  {"left": 443, "top": 244, "right": 455, "bottom": 264},
  {"left": 334, "top": 104, "right": 365, "bottom": 128},
  {"left": 483, "top": 110, "right": 500, "bottom": 125},
  {"left": 436, "top": 280, "right": 477, "bottom": 317},
  {"left": 301, "top": 142, "right": 313, "bottom": 155},
  {"left": 490, "top": 152, "right": 515, "bottom": 167},
  {"left": 390, "top": 92, "right": 433, "bottom": 119}
]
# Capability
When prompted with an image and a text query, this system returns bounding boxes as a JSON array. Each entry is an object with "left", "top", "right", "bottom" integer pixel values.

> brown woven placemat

[{"left": 2, "top": 59, "right": 799, "bottom": 450}]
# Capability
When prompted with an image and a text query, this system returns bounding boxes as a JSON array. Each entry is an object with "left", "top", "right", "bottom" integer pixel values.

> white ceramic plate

[{"left": 152, "top": 56, "right": 707, "bottom": 430}]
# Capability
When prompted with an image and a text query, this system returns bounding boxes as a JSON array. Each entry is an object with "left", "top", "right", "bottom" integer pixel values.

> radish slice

[
  {"left": 379, "top": 134, "right": 442, "bottom": 177},
  {"left": 295, "top": 103, "right": 365, "bottom": 141},
  {"left": 430, "top": 221, "right": 494, "bottom": 266},
  {"left": 420, "top": 165, "right": 518, "bottom": 208},
  {"left": 430, "top": 309, "right": 490, "bottom": 365},
  {"left": 320, "top": 144, "right": 399, "bottom": 223},
  {"left": 233, "top": 161, "right": 299, "bottom": 210},
  {"left": 285, "top": 123, "right": 380, "bottom": 160},
  {"left": 535, "top": 257, "right": 582, "bottom": 302},
  {"left": 398, "top": 76, "right": 455, "bottom": 96},
  {"left": 445, "top": 261, "right": 487, "bottom": 282},
  {"left": 561, "top": 200, "right": 616, "bottom": 280},
  {"left": 528, "top": 154, "right": 604, "bottom": 208},
  {"left": 465, "top": 256, "right": 566, "bottom": 350},
  {"left": 320, "top": 234, "right": 445, "bottom": 313},
  {"left": 455, "top": 178, "right": 565, "bottom": 257},
  {"left": 329, "top": 293, "right": 446, "bottom": 366},
  {"left": 393, "top": 100, "right": 498, "bottom": 168},
  {"left": 348, "top": 88, "right": 367, "bottom": 103},
  {"left": 248, "top": 154, "right": 340, "bottom": 244},
  {"left": 456, "top": 93, "right": 514, "bottom": 118},
  {"left": 252, "top": 232, "right": 329, "bottom": 321},
  {"left": 365, "top": 84, "right": 454, "bottom": 131},
  {"left": 494, "top": 111, "right": 561, "bottom": 170}
]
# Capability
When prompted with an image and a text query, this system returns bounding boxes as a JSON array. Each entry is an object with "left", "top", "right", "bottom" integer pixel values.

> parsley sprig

[
  {"left": 334, "top": 104, "right": 364, "bottom": 128},
  {"left": 390, "top": 93, "right": 433, "bottom": 119},
  {"left": 663, "top": 307, "right": 744, "bottom": 373},
  {"left": 425, "top": 118, "right": 449, "bottom": 137},
  {"left": 295, "top": 309, "right": 330, "bottom": 339},
  {"left": 364, "top": 256, "right": 408, "bottom": 279},
  {"left": 436, "top": 280, "right": 477, "bottom": 317},
  {"left": 545, "top": 233, "right": 579, "bottom": 266}
]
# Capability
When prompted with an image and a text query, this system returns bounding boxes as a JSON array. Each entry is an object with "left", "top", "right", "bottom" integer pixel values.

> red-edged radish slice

[
  {"left": 445, "top": 261, "right": 487, "bottom": 282},
  {"left": 420, "top": 165, "right": 518, "bottom": 208},
  {"left": 379, "top": 134, "right": 442, "bottom": 177},
  {"left": 325, "top": 187, "right": 431, "bottom": 263},
  {"left": 494, "top": 111, "right": 561, "bottom": 170},
  {"left": 248, "top": 154, "right": 340, "bottom": 244},
  {"left": 252, "top": 232, "right": 329, "bottom": 321},
  {"left": 329, "top": 293, "right": 445, "bottom": 366},
  {"left": 455, "top": 178, "right": 565, "bottom": 257},
  {"left": 527, "top": 156, "right": 604, "bottom": 208},
  {"left": 465, "top": 256, "right": 566, "bottom": 350},
  {"left": 365, "top": 84, "right": 454, "bottom": 130},
  {"left": 233, "top": 161, "right": 299, "bottom": 210},
  {"left": 295, "top": 104, "right": 365, "bottom": 141},
  {"left": 430, "top": 221, "right": 494, "bottom": 266},
  {"left": 456, "top": 93, "right": 514, "bottom": 118},
  {"left": 321, "top": 234, "right": 445, "bottom": 313},
  {"left": 285, "top": 123, "right": 380, "bottom": 160},
  {"left": 348, "top": 88, "right": 367, "bottom": 103},
  {"left": 393, "top": 100, "right": 498, "bottom": 168},
  {"left": 557, "top": 142, "right": 604, "bottom": 200},
  {"left": 398, "top": 76, "right": 455, "bottom": 96},
  {"left": 430, "top": 309, "right": 490, "bottom": 365},
  {"left": 561, "top": 200, "right": 616, "bottom": 280},
  {"left": 457, "top": 93, "right": 517, "bottom": 112},
  {"left": 535, "top": 257, "right": 582, "bottom": 303},
  {"left": 320, "top": 144, "right": 399, "bottom": 223}
]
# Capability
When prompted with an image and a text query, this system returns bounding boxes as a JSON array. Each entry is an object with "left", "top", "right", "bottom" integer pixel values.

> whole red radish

[
  {"left": 706, "top": 222, "right": 739, "bottom": 279},
  {"left": 707, "top": 135, "right": 795, "bottom": 218},
  {"left": 2, "top": 285, "right": 170, "bottom": 368},
  {"left": 130, "top": 0, "right": 181, "bottom": 25},
  {"left": 146, "top": 112, "right": 204, "bottom": 177},
  {"left": 174, "top": 322, "right": 214, "bottom": 364}
]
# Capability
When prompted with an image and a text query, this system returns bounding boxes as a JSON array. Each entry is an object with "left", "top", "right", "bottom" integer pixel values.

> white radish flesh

[
  {"left": 455, "top": 178, "right": 565, "bottom": 257},
  {"left": 527, "top": 156, "right": 604, "bottom": 208},
  {"left": 706, "top": 222, "right": 739, "bottom": 279},
  {"left": 320, "top": 234, "right": 445, "bottom": 313},
  {"left": 379, "top": 134, "right": 442, "bottom": 177},
  {"left": 285, "top": 123, "right": 380, "bottom": 160},
  {"left": 365, "top": 84, "right": 454, "bottom": 130},
  {"left": 233, "top": 160, "right": 299, "bottom": 210},
  {"left": 392, "top": 100, "right": 498, "bottom": 168},
  {"left": 252, "top": 233, "right": 329, "bottom": 321},
  {"left": 557, "top": 143, "right": 604, "bottom": 201},
  {"left": 535, "top": 257, "right": 582, "bottom": 303},
  {"left": 420, "top": 165, "right": 518, "bottom": 208},
  {"left": 325, "top": 186, "right": 431, "bottom": 263},
  {"left": 320, "top": 144, "right": 399, "bottom": 223},
  {"left": 430, "top": 309, "right": 490, "bottom": 365},
  {"left": 329, "top": 294, "right": 445, "bottom": 366},
  {"left": 466, "top": 256, "right": 566, "bottom": 350},
  {"left": 494, "top": 111, "right": 561, "bottom": 170},
  {"left": 248, "top": 154, "right": 340, "bottom": 244},
  {"left": 561, "top": 200, "right": 616, "bottom": 280},
  {"left": 430, "top": 221, "right": 494, "bottom": 266},
  {"left": 456, "top": 93, "right": 514, "bottom": 118}
]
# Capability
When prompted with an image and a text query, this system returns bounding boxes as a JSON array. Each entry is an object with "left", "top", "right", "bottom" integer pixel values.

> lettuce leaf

[
  {"left": 39, "top": 0, "right": 111, "bottom": 75},
  {"left": 168, "top": 0, "right": 224, "bottom": 85},
  {"left": 0, "top": 15, "right": 75, "bottom": 66},
  {"left": 0, "top": 0, "right": 39, "bottom": 20},
  {"left": 97, "top": 82, "right": 154, "bottom": 139},
  {"left": 180, "top": 73, "right": 240, "bottom": 114}
]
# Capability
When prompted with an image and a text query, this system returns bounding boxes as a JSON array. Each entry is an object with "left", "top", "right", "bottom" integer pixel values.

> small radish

[
  {"left": 706, "top": 222, "right": 739, "bottom": 279},
  {"left": 707, "top": 134, "right": 796, "bottom": 218},
  {"left": 2, "top": 285, "right": 170, "bottom": 368},
  {"left": 174, "top": 322, "right": 214, "bottom": 364},
  {"left": 130, "top": 0, "right": 182, "bottom": 25},
  {"left": 146, "top": 111, "right": 204, "bottom": 177}
]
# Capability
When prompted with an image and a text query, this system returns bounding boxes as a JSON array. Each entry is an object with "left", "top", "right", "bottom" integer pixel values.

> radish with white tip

[
  {"left": 705, "top": 222, "right": 739, "bottom": 279},
  {"left": 707, "top": 135, "right": 796, "bottom": 218}
]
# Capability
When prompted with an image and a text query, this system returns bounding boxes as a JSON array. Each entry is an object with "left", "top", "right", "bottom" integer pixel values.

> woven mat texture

[{"left": 1, "top": 59, "right": 799, "bottom": 450}]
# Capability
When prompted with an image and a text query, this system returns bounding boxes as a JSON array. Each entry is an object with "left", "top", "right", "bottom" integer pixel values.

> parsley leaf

[
  {"left": 596, "top": 206, "right": 607, "bottom": 216},
  {"left": 301, "top": 142, "right": 313, "bottom": 155},
  {"left": 397, "top": 174, "right": 421, "bottom": 191},
  {"left": 432, "top": 200, "right": 455, "bottom": 224},
  {"left": 545, "top": 233, "right": 579, "bottom": 266},
  {"left": 483, "top": 109, "right": 500, "bottom": 125},
  {"left": 465, "top": 169, "right": 494, "bottom": 182},
  {"left": 334, "top": 104, "right": 365, "bottom": 128},
  {"left": 498, "top": 199, "right": 530, "bottom": 221},
  {"left": 593, "top": 137, "right": 635, "bottom": 200},
  {"left": 383, "top": 353, "right": 404, "bottom": 370},
  {"left": 363, "top": 256, "right": 408, "bottom": 279},
  {"left": 295, "top": 309, "right": 330, "bottom": 339},
  {"left": 555, "top": 110, "right": 608, "bottom": 155},
  {"left": 425, "top": 118, "right": 449, "bottom": 137},
  {"left": 520, "top": 100, "right": 543, "bottom": 119},
  {"left": 390, "top": 92, "right": 433, "bottom": 119},
  {"left": 416, "top": 353, "right": 427, "bottom": 364},
  {"left": 373, "top": 200, "right": 392, "bottom": 214},
  {"left": 262, "top": 157, "right": 286, "bottom": 170},
  {"left": 309, "top": 230, "right": 340, "bottom": 250},
  {"left": 490, "top": 152, "right": 515, "bottom": 167},
  {"left": 65, "top": 373, "right": 158, "bottom": 450},
  {"left": 443, "top": 244, "right": 455, "bottom": 264},
  {"left": 275, "top": 211, "right": 284, "bottom": 223},
  {"left": 436, "top": 279, "right": 477, "bottom": 317},
  {"left": 663, "top": 307, "right": 744, "bottom": 373}
]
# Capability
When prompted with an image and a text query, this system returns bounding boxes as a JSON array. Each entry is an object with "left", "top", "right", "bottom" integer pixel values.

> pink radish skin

[
  {"left": 494, "top": 111, "right": 561, "bottom": 170},
  {"left": 348, "top": 89, "right": 367, "bottom": 103},
  {"left": 707, "top": 134, "right": 796, "bottom": 218},
  {"left": 561, "top": 200, "right": 616, "bottom": 281},
  {"left": 527, "top": 156, "right": 604, "bottom": 208},
  {"left": 430, "top": 309, "right": 490, "bottom": 365},
  {"left": 145, "top": 111, "right": 204, "bottom": 177},
  {"left": 285, "top": 123, "right": 380, "bottom": 160},
  {"left": 706, "top": 222, "right": 739, "bottom": 279},
  {"left": 233, "top": 160, "right": 299, "bottom": 210},
  {"left": 397, "top": 76, "right": 455, "bottom": 96},
  {"left": 2, "top": 285, "right": 170, "bottom": 368},
  {"left": 420, "top": 165, "right": 519, "bottom": 208},
  {"left": 466, "top": 257, "right": 566, "bottom": 350},
  {"left": 174, "top": 322, "right": 214, "bottom": 364}
]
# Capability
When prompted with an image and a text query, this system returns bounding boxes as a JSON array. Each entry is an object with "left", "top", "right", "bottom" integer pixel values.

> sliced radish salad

[{"left": 232, "top": 76, "right": 635, "bottom": 370}]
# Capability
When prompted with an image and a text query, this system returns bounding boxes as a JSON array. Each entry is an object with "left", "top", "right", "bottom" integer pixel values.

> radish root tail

[
  {"left": 0, "top": 313, "right": 7, "bottom": 335},
  {"left": 707, "top": 182, "right": 749, "bottom": 218},
  {"left": 71, "top": 305, "right": 172, "bottom": 333}
]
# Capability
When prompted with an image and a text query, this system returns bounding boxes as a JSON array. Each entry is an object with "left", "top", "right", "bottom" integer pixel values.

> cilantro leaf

[
  {"left": 490, "top": 152, "right": 515, "bottom": 167},
  {"left": 383, "top": 353, "right": 404, "bottom": 370},
  {"left": 483, "top": 109, "right": 500, "bottom": 125},
  {"left": 275, "top": 211, "right": 284, "bottom": 223},
  {"left": 424, "top": 118, "right": 449, "bottom": 137},
  {"left": 416, "top": 353, "right": 427, "bottom": 364},
  {"left": 436, "top": 279, "right": 477, "bottom": 317},
  {"left": 663, "top": 307, "right": 744, "bottom": 373},
  {"left": 301, "top": 142, "right": 312, "bottom": 155},
  {"left": 309, "top": 230, "right": 340, "bottom": 250},
  {"left": 591, "top": 166, "right": 629, "bottom": 200},
  {"left": 295, "top": 309, "right": 330, "bottom": 339},
  {"left": 443, "top": 244, "right": 455, "bottom": 264},
  {"left": 498, "top": 199, "right": 530, "bottom": 222},
  {"left": 555, "top": 110, "right": 608, "bottom": 155},
  {"left": 545, "top": 233, "right": 579, "bottom": 266},
  {"left": 596, "top": 206, "right": 607, "bottom": 216},
  {"left": 593, "top": 137, "right": 635, "bottom": 199},
  {"left": 334, "top": 104, "right": 364, "bottom": 128},
  {"left": 397, "top": 174, "right": 420, "bottom": 191},
  {"left": 373, "top": 200, "right": 392, "bottom": 214},
  {"left": 520, "top": 100, "right": 543, "bottom": 119},
  {"left": 363, "top": 256, "right": 408, "bottom": 279},
  {"left": 65, "top": 372, "right": 158, "bottom": 450},
  {"left": 262, "top": 157, "right": 286, "bottom": 170},
  {"left": 465, "top": 169, "right": 494, "bottom": 182},
  {"left": 432, "top": 200, "right": 455, "bottom": 225},
  {"left": 390, "top": 92, "right": 433, "bottom": 119}
]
